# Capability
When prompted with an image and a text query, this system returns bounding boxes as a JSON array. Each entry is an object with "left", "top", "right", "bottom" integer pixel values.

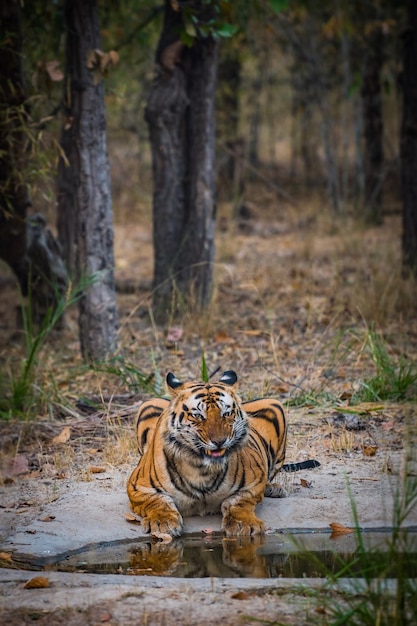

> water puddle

[{"left": 10, "top": 529, "right": 417, "bottom": 578}]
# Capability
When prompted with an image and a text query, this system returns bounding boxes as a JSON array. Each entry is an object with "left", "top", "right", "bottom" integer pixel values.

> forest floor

[{"left": 0, "top": 190, "right": 417, "bottom": 624}]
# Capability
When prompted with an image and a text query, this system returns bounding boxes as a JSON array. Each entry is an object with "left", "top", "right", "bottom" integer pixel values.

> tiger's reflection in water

[{"left": 128, "top": 535, "right": 289, "bottom": 578}]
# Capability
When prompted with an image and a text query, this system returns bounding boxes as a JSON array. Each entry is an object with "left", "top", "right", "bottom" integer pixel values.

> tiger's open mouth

[{"left": 205, "top": 448, "right": 226, "bottom": 458}]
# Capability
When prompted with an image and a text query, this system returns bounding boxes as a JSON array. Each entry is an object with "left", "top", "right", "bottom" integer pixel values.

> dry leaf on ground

[
  {"left": 3, "top": 454, "right": 29, "bottom": 477},
  {"left": 166, "top": 326, "right": 183, "bottom": 343},
  {"left": 23, "top": 576, "right": 50, "bottom": 589},
  {"left": 329, "top": 522, "right": 354, "bottom": 538},
  {"left": 231, "top": 591, "right": 250, "bottom": 600},
  {"left": 88, "top": 466, "right": 106, "bottom": 474},
  {"left": 51, "top": 426, "right": 71, "bottom": 444},
  {"left": 362, "top": 444, "right": 378, "bottom": 456}
]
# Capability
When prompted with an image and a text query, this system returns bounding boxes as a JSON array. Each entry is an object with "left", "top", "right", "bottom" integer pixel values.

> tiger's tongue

[{"left": 207, "top": 449, "right": 225, "bottom": 457}]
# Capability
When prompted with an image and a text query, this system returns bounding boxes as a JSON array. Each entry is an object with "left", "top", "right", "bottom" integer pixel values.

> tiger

[{"left": 127, "top": 370, "right": 319, "bottom": 538}]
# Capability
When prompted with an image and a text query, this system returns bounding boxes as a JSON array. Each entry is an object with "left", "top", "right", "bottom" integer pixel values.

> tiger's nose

[{"left": 212, "top": 437, "right": 227, "bottom": 449}]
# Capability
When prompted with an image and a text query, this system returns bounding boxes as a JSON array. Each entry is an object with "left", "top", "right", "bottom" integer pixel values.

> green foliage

[
  {"left": 200, "top": 352, "right": 209, "bottom": 382},
  {"left": 354, "top": 327, "right": 417, "bottom": 402},
  {"left": 268, "top": 0, "right": 289, "bottom": 13},
  {"left": 285, "top": 390, "right": 337, "bottom": 408},
  {"left": 306, "top": 462, "right": 417, "bottom": 626},
  {"left": 93, "top": 356, "right": 162, "bottom": 396},
  {"left": 0, "top": 276, "right": 94, "bottom": 419},
  {"left": 180, "top": 0, "right": 238, "bottom": 47}
]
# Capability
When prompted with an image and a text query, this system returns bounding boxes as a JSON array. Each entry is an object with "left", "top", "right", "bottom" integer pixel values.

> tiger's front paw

[
  {"left": 141, "top": 510, "right": 184, "bottom": 538},
  {"left": 222, "top": 512, "right": 265, "bottom": 537}
]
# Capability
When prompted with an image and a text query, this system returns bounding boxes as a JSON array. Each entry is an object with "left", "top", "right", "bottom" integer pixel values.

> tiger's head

[{"left": 164, "top": 370, "right": 249, "bottom": 466}]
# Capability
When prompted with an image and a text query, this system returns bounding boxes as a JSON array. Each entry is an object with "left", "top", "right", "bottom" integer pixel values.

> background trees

[
  {"left": 401, "top": 0, "right": 417, "bottom": 276},
  {"left": 0, "top": 0, "right": 416, "bottom": 354},
  {"left": 57, "top": 0, "right": 118, "bottom": 361},
  {"left": 146, "top": 0, "right": 219, "bottom": 323}
]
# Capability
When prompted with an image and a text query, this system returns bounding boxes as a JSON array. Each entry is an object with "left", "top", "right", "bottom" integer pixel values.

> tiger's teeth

[{"left": 206, "top": 449, "right": 226, "bottom": 457}]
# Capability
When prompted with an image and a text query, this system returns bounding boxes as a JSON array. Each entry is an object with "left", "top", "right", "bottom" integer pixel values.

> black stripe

[{"left": 282, "top": 459, "right": 320, "bottom": 472}]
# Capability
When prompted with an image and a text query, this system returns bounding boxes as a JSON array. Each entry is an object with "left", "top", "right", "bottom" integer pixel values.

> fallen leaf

[
  {"left": 45, "top": 60, "right": 64, "bottom": 82},
  {"left": 166, "top": 326, "right": 183, "bottom": 343},
  {"left": 382, "top": 420, "right": 395, "bottom": 431},
  {"left": 214, "top": 330, "right": 234, "bottom": 343},
  {"left": 0, "top": 552, "right": 12, "bottom": 561},
  {"left": 3, "top": 454, "right": 29, "bottom": 477},
  {"left": 334, "top": 402, "right": 384, "bottom": 415},
  {"left": 329, "top": 522, "right": 354, "bottom": 538},
  {"left": 88, "top": 466, "right": 106, "bottom": 474},
  {"left": 238, "top": 329, "right": 269, "bottom": 337},
  {"left": 231, "top": 591, "right": 250, "bottom": 600},
  {"left": 166, "top": 349, "right": 184, "bottom": 356},
  {"left": 39, "top": 515, "right": 55, "bottom": 522},
  {"left": 51, "top": 426, "right": 71, "bottom": 445},
  {"left": 28, "top": 470, "right": 41, "bottom": 479},
  {"left": 362, "top": 444, "right": 378, "bottom": 457},
  {"left": 300, "top": 478, "right": 312, "bottom": 488},
  {"left": 202, "top": 528, "right": 214, "bottom": 534},
  {"left": 23, "top": 576, "right": 50, "bottom": 589}
]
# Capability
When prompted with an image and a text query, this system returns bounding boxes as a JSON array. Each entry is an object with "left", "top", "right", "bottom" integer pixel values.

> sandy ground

[{"left": 1, "top": 405, "right": 416, "bottom": 625}]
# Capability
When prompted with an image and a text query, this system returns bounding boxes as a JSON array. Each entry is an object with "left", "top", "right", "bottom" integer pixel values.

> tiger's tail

[{"left": 281, "top": 459, "right": 320, "bottom": 472}]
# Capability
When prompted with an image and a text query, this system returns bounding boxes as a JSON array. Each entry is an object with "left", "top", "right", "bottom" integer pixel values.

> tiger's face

[{"left": 164, "top": 371, "right": 249, "bottom": 466}]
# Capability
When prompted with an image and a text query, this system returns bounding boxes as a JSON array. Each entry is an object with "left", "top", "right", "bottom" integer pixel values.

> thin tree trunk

[
  {"left": 180, "top": 36, "right": 217, "bottom": 306},
  {"left": 60, "top": 0, "right": 118, "bottom": 360},
  {"left": 0, "top": 0, "right": 30, "bottom": 290},
  {"left": 401, "top": 0, "right": 417, "bottom": 275},
  {"left": 146, "top": 67, "right": 188, "bottom": 317},
  {"left": 340, "top": 28, "right": 352, "bottom": 210},
  {"left": 362, "top": 25, "right": 384, "bottom": 224},
  {"left": 0, "top": 0, "right": 67, "bottom": 320},
  {"left": 217, "top": 43, "right": 241, "bottom": 192},
  {"left": 146, "top": 0, "right": 218, "bottom": 322},
  {"left": 57, "top": 120, "right": 76, "bottom": 273}
]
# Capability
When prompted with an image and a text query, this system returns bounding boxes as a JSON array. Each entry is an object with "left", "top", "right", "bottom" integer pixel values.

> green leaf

[
  {"left": 201, "top": 353, "right": 209, "bottom": 383},
  {"left": 268, "top": 0, "right": 289, "bottom": 13},
  {"left": 180, "top": 31, "right": 195, "bottom": 47},
  {"left": 215, "top": 22, "right": 238, "bottom": 38}
]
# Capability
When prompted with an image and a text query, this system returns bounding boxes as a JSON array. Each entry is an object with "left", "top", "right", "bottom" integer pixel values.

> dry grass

[{"left": 0, "top": 180, "right": 416, "bottom": 482}]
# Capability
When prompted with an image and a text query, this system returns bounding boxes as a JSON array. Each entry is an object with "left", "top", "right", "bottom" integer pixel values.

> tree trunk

[
  {"left": 57, "top": 118, "right": 76, "bottom": 273},
  {"left": 0, "top": 0, "right": 67, "bottom": 320},
  {"left": 361, "top": 26, "right": 384, "bottom": 225},
  {"left": 217, "top": 42, "right": 242, "bottom": 199},
  {"left": 145, "top": 0, "right": 218, "bottom": 323},
  {"left": 0, "top": 0, "right": 29, "bottom": 290},
  {"left": 401, "top": 0, "right": 417, "bottom": 275},
  {"left": 60, "top": 0, "right": 118, "bottom": 360}
]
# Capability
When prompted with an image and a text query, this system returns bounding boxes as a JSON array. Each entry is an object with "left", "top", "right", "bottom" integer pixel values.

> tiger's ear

[
  {"left": 219, "top": 370, "right": 238, "bottom": 387},
  {"left": 166, "top": 372, "right": 183, "bottom": 394}
]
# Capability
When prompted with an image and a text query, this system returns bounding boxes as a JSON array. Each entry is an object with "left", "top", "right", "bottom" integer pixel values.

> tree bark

[
  {"left": 145, "top": 0, "right": 218, "bottom": 323},
  {"left": 0, "top": 0, "right": 67, "bottom": 320},
  {"left": 59, "top": 0, "right": 118, "bottom": 360},
  {"left": 361, "top": 26, "right": 384, "bottom": 225},
  {"left": 401, "top": 0, "right": 417, "bottom": 275},
  {"left": 0, "top": 0, "right": 30, "bottom": 290},
  {"left": 217, "top": 42, "right": 242, "bottom": 198}
]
